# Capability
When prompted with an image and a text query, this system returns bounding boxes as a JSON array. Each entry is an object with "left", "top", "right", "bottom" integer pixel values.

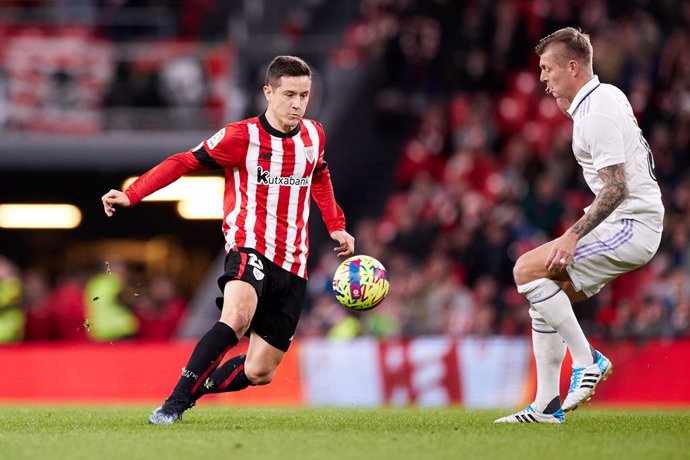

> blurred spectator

[
  {"left": 35, "top": 272, "right": 89, "bottom": 341},
  {"left": 133, "top": 274, "right": 187, "bottom": 339},
  {"left": 84, "top": 259, "right": 139, "bottom": 341},
  {"left": 0, "top": 256, "right": 24, "bottom": 343},
  {"left": 521, "top": 174, "right": 564, "bottom": 237}
]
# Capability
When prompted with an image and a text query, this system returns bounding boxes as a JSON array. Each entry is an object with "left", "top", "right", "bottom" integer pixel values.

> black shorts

[{"left": 216, "top": 247, "right": 306, "bottom": 352}]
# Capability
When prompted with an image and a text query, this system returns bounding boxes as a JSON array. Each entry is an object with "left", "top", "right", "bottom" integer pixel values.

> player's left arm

[
  {"left": 546, "top": 163, "right": 628, "bottom": 271},
  {"left": 312, "top": 162, "right": 355, "bottom": 258},
  {"left": 570, "top": 163, "right": 628, "bottom": 238}
]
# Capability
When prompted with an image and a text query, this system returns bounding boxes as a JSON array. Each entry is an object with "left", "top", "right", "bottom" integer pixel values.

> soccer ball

[{"left": 332, "top": 255, "right": 389, "bottom": 311}]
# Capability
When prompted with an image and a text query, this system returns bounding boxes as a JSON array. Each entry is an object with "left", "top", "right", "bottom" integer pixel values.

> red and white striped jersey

[{"left": 125, "top": 113, "right": 346, "bottom": 278}]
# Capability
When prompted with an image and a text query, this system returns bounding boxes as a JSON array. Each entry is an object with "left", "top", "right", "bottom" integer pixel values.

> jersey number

[
  {"left": 624, "top": 96, "right": 657, "bottom": 182},
  {"left": 639, "top": 132, "right": 657, "bottom": 182},
  {"left": 248, "top": 253, "right": 264, "bottom": 271}
]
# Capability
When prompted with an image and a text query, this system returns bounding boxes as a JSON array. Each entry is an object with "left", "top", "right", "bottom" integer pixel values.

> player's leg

[
  {"left": 243, "top": 331, "right": 285, "bottom": 384},
  {"left": 530, "top": 307, "right": 567, "bottom": 413},
  {"left": 197, "top": 258, "right": 303, "bottom": 398},
  {"left": 149, "top": 249, "right": 264, "bottom": 425},
  {"left": 558, "top": 270, "right": 612, "bottom": 411},
  {"left": 149, "top": 280, "right": 257, "bottom": 425},
  {"left": 496, "top": 241, "right": 597, "bottom": 422},
  {"left": 514, "top": 241, "right": 595, "bottom": 368},
  {"left": 175, "top": 279, "right": 257, "bottom": 398},
  {"left": 555, "top": 219, "right": 653, "bottom": 411},
  {"left": 197, "top": 332, "right": 285, "bottom": 397},
  {"left": 494, "top": 306, "right": 567, "bottom": 424}
]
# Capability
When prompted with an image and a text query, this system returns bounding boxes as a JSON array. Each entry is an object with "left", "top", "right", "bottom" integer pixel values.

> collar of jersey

[
  {"left": 259, "top": 112, "right": 301, "bottom": 138},
  {"left": 567, "top": 75, "right": 601, "bottom": 118}
]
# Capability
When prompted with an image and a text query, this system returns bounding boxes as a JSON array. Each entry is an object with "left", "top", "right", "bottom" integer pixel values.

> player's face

[
  {"left": 264, "top": 75, "right": 311, "bottom": 132},
  {"left": 538, "top": 46, "right": 575, "bottom": 100}
]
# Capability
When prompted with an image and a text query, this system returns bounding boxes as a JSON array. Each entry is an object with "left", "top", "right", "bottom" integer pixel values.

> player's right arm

[
  {"left": 102, "top": 123, "right": 246, "bottom": 217},
  {"left": 102, "top": 189, "right": 130, "bottom": 216},
  {"left": 101, "top": 151, "right": 208, "bottom": 217}
]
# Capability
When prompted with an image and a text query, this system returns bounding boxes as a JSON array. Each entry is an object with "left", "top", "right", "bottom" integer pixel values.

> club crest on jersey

[
  {"left": 206, "top": 128, "right": 226, "bottom": 150},
  {"left": 253, "top": 267, "right": 265, "bottom": 281},
  {"left": 304, "top": 146, "right": 315, "bottom": 163},
  {"left": 256, "top": 166, "right": 310, "bottom": 187}
]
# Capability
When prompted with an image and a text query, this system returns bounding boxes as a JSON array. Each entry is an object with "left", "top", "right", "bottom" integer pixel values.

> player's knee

[
  {"left": 513, "top": 254, "right": 533, "bottom": 286},
  {"left": 244, "top": 365, "right": 275, "bottom": 386},
  {"left": 220, "top": 306, "right": 253, "bottom": 337}
]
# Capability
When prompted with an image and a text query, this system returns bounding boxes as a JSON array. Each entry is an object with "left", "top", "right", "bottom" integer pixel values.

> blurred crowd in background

[
  {"left": 1, "top": 0, "right": 689, "bottom": 343},
  {"left": 301, "top": 0, "right": 690, "bottom": 341},
  {"left": 0, "top": 255, "right": 187, "bottom": 342}
]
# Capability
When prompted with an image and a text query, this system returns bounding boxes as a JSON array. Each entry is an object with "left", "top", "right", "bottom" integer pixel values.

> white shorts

[{"left": 566, "top": 218, "right": 662, "bottom": 297}]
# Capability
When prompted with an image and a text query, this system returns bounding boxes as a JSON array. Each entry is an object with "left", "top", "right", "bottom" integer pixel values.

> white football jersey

[{"left": 567, "top": 75, "right": 664, "bottom": 233}]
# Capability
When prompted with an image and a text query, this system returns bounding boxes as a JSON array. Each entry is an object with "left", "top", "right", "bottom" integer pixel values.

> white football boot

[
  {"left": 562, "top": 349, "right": 613, "bottom": 412},
  {"left": 494, "top": 404, "right": 564, "bottom": 424}
]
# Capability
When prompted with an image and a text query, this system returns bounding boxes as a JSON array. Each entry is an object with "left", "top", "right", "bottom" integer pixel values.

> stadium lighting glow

[
  {"left": 0, "top": 204, "right": 82, "bottom": 229},
  {"left": 123, "top": 176, "right": 224, "bottom": 220},
  {"left": 176, "top": 199, "right": 223, "bottom": 220}
]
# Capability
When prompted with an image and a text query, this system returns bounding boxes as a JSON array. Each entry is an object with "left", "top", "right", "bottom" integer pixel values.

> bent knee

[
  {"left": 513, "top": 255, "right": 534, "bottom": 286},
  {"left": 244, "top": 366, "right": 275, "bottom": 386},
  {"left": 220, "top": 309, "right": 253, "bottom": 336}
]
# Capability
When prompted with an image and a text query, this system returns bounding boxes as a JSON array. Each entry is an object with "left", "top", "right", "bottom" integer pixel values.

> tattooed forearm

[{"left": 569, "top": 163, "right": 628, "bottom": 238}]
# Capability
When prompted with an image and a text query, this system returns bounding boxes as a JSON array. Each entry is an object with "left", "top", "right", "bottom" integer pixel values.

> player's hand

[
  {"left": 330, "top": 230, "right": 355, "bottom": 258},
  {"left": 101, "top": 189, "right": 131, "bottom": 217},
  {"left": 545, "top": 231, "right": 578, "bottom": 272}
]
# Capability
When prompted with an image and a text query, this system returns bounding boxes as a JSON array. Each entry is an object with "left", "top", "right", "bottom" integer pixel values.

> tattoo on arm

[{"left": 570, "top": 163, "right": 628, "bottom": 238}]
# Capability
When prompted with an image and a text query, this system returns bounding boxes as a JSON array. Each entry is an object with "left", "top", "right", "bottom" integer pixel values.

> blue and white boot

[{"left": 562, "top": 349, "right": 613, "bottom": 412}]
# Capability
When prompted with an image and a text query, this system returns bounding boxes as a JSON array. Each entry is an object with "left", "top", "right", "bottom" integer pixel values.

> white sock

[
  {"left": 530, "top": 307, "right": 566, "bottom": 412},
  {"left": 518, "top": 279, "right": 593, "bottom": 367}
]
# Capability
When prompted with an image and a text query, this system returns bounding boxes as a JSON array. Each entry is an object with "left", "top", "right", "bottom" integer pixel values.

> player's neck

[
  {"left": 264, "top": 109, "right": 293, "bottom": 134},
  {"left": 570, "top": 74, "right": 596, "bottom": 100}
]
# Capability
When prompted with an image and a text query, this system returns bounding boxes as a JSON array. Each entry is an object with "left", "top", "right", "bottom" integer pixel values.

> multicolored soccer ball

[{"left": 332, "top": 255, "right": 389, "bottom": 311}]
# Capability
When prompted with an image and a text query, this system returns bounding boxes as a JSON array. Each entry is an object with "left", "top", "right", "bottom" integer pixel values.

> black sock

[
  {"left": 196, "top": 354, "right": 253, "bottom": 397},
  {"left": 543, "top": 395, "right": 562, "bottom": 414},
  {"left": 171, "top": 321, "right": 238, "bottom": 401}
]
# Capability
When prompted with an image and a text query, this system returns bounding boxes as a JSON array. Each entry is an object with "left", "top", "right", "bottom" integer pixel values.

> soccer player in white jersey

[
  {"left": 101, "top": 56, "right": 355, "bottom": 424},
  {"left": 495, "top": 28, "right": 664, "bottom": 424}
]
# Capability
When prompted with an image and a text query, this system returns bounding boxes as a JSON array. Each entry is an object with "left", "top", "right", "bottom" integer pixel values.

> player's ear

[{"left": 263, "top": 85, "right": 272, "bottom": 102}]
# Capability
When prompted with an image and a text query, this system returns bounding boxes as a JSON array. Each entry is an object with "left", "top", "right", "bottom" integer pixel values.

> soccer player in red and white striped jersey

[{"left": 102, "top": 56, "right": 354, "bottom": 424}]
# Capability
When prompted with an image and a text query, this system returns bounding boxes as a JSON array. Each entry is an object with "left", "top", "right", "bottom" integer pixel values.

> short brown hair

[
  {"left": 535, "top": 27, "right": 593, "bottom": 67},
  {"left": 265, "top": 55, "right": 312, "bottom": 87}
]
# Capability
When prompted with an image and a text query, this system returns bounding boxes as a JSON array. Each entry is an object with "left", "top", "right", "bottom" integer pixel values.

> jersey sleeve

[
  {"left": 310, "top": 123, "right": 346, "bottom": 233},
  {"left": 580, "top": 114, "right": 625, "bottom": 171},
  {"left": 125, "top": 151, "right": 207, "bottom": 206},
  {"left": 202, "top": 123, "right": 247, "bottom": 168}
]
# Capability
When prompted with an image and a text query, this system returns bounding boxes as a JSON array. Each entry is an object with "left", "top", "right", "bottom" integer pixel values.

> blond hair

[{"left": 535, "top": 27, "right": 593, "bottom": 70}]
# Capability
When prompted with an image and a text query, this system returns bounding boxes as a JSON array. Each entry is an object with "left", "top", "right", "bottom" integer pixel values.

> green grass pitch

[{"left": 1, "top": 406, "right": 689, "bottom": 460}]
